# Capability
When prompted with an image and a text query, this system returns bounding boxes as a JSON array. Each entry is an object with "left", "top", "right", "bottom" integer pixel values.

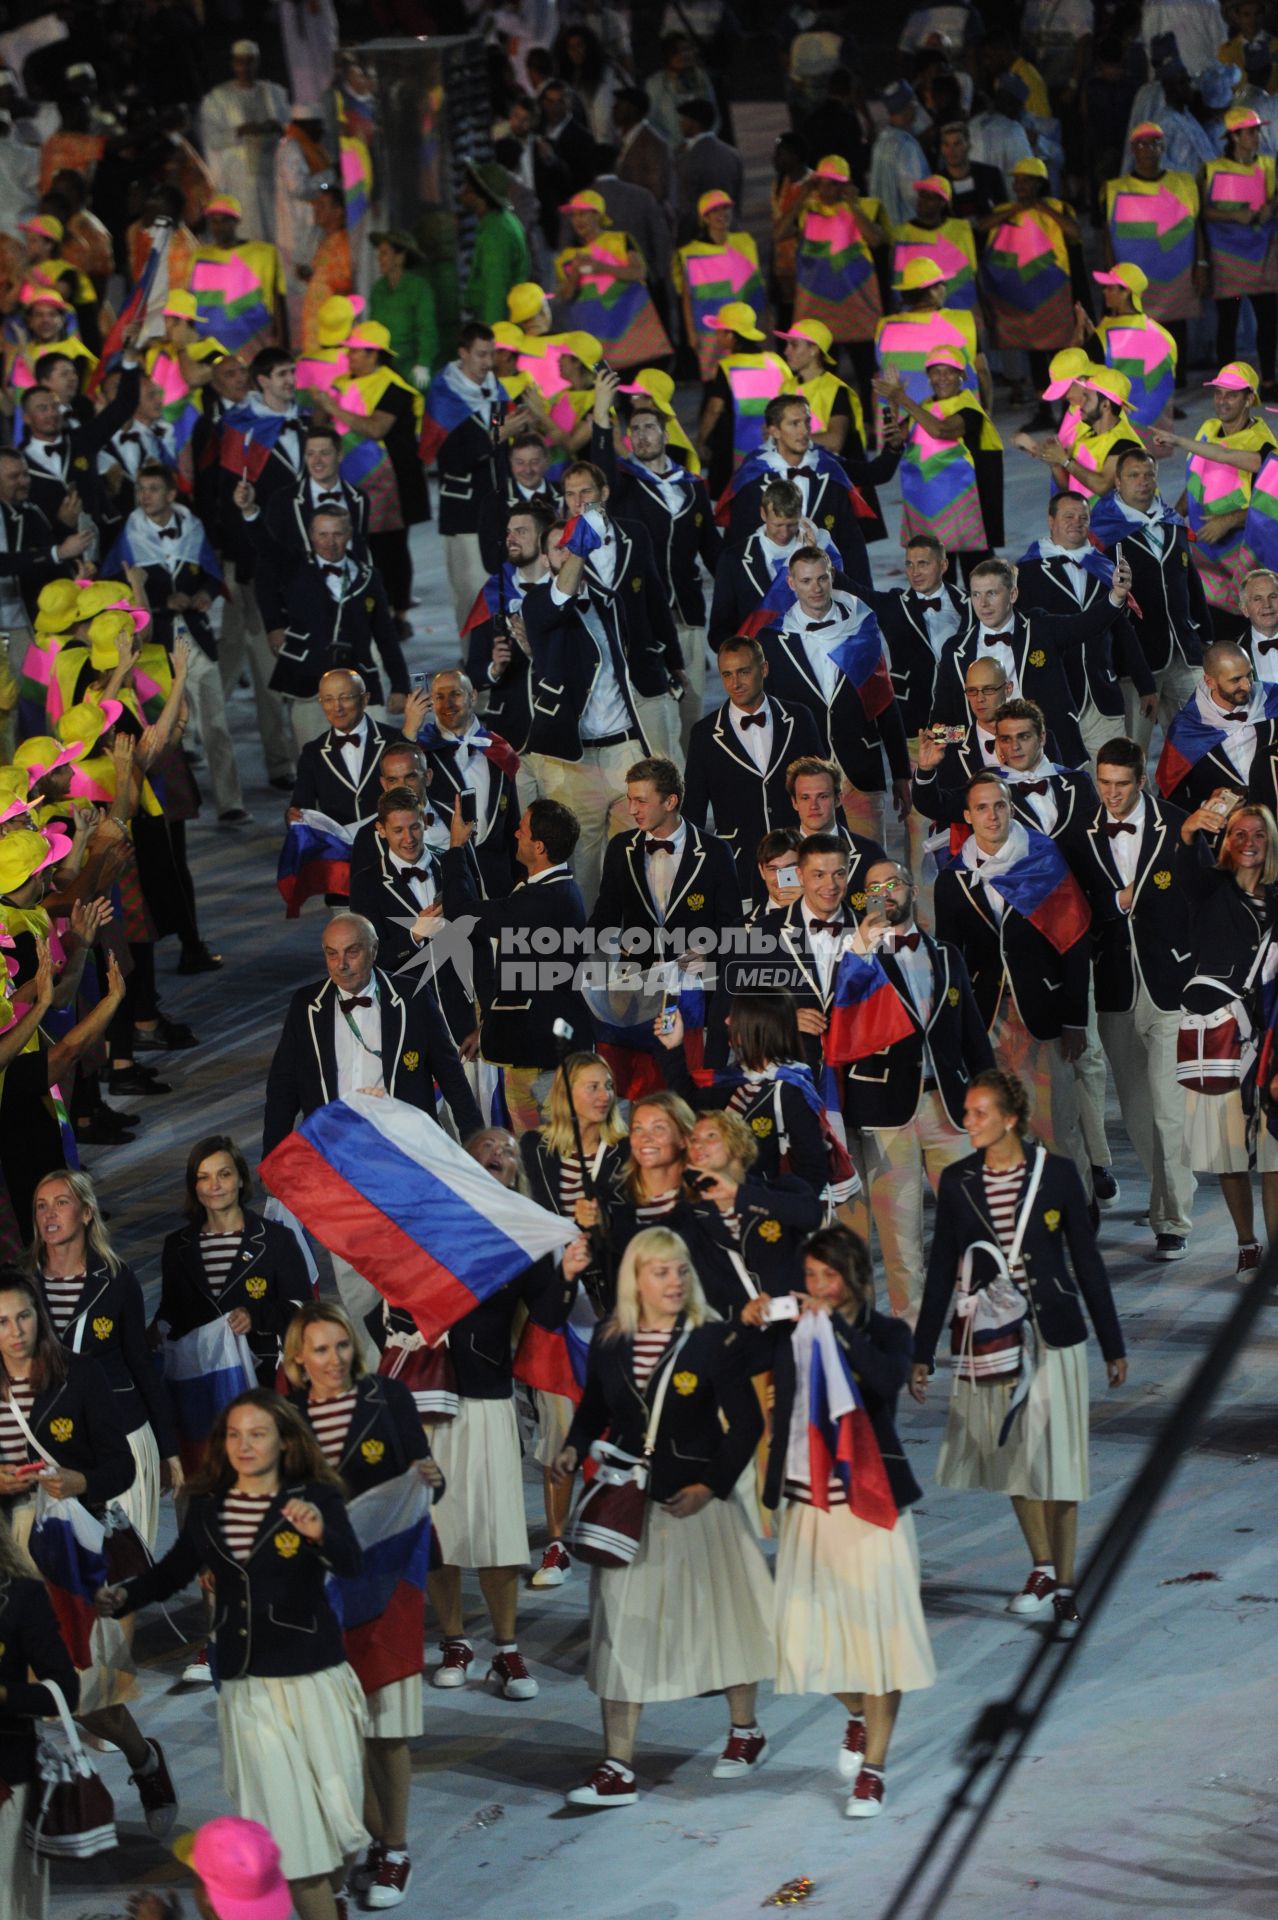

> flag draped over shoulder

[
  {"left": 829, "top": 599, "right": 894, "bottom": 719},
  {"left": 1156, "top": 682, "right": 1278, "bottom": 797},
  {"left": 277, "top": 810, "right": 358, "bottom": 918},
  {"left": 800, "top": 1312, "right": 897, "bottom": 1528},
  {"left": 972, "top": 825, "right": 1092, "bottom": 951},
  {"left": 260, "top": 1094, "right": 578, "bottom": 1341},
  {"left": 326, "top": 1469, "right": 432, "bottom": 1694}
]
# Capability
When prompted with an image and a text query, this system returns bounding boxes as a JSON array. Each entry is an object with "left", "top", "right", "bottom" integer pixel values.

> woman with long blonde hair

[
  {"left": 519, "top": 1053, "right": 628, "bottom": 1589},
  {"left": 27, "top": 1166, "right": 181, "bottom": 1548},
  {"left": 553, "top": 1228, "right": 774, "bottom": 1808}
]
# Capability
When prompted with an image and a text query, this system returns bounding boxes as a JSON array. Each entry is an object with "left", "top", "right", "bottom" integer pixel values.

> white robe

[
  {"left": 280, "top": 0, "right": 340, "bottom": 110},
  {"left": 198, "top": 78, "right": 290, "bottom": 242}
]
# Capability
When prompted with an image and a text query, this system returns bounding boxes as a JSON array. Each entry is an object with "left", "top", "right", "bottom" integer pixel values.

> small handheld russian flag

[
  {"left": 326, "top": 1468, "right": 432, "bottom": 1695},
  {"left": 28, "top": 1490, "right": 108, "bottom": 1668},
  {"left": 826, "top": 946, "right": 916, "bottom": 1065},
  {"left": 562, "top": 509, "right": 607, "bottom": 558},
  {"left": 163, "top": 1319, "right": 259, "bottom": 1475},
  {"left": 277, "top": 811, "right": 356, "bottom": 918}
]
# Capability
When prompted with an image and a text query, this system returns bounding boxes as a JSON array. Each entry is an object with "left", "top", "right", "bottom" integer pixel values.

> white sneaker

[
  {"left": 837, "top": 1715, "right": 867, "bottom": 1780},
  {"left": 531, "top": 1541, "right": 572, "bottom": 1587},
  {"left": 488, "top": 1649, "right": 539, "bottom": 1700},
  {"left": 182, "top": 1646, "right": 213, "bottom": 1685},
  {"left": 566, "top": 1760, "right": 637, "bottom": 1808},
  {"left": 1008, "top": 1568, "right": 1057, "bottom": 1615}
]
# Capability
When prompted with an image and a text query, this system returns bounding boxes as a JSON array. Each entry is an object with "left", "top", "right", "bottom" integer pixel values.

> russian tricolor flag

[
  {"left": 801, "top": 1313, "right": 897, "bottom": 1529},
  {"left": 826, "top": 948, "right": 916, "bottom": 1065},
  {"left": 327, "top": 1469, "right": 432, "bottom": 1695},
  {"left": 164, "top": 1319, "right": 258, "bottom": 1475},
  {"left": 1156, "top": 684, "right": 1278, "bottom": 799},
  {"left": 986, "top": 828, "right": 1092, "bottom": 953},
  {"left": 29, "top": 1491, "right": 108, "bottom": 1668},
  {"left": 587, "top": 963, "right": 706, "bottom": 1101},
  {"left": 218, "top": 406, "right": 297, "bottom": 484},
  {"left": 515, "top": 1287, "right": 596, "bottom": 1403},
  {"left": 419, "top": 372, "right": 484, "bottom": 467},
  {"left": 461, "top": 565, "right": 517, "bottom": 636},
  {"left": 830, "top": 601, "right": 894, "bottom": 720},
  {"left": 87, "top": 220, "right": 169, "bottom": 396},
  {"left": 260, "top": 1094, "right": 578, "bottom": 1342},
  {"left": 277, "top": 810, "right": 356, "bottom": 917}
]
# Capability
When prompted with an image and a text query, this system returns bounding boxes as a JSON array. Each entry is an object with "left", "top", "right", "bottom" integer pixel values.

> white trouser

[
  {"left": 992, "top": 994, "right": 1091, "bottom": 1196},
  {"left": 1098, "top": 984, "right": 1196, "bottom": 1235},
  {"left": 442, "top": 531, "right": 489, "bottom": 628},
  {"left": 330, "top": 1253, "right": 384, "bottom": 1367},
  {"left": 856, "top": 1089, "right": 970, "bottom": 1319},
  {"left": 1073, "top": 990, "right": 1111, "bottom": 1170},
  {"left": 632, "top": 687, "right": 684, "bottom": 768},
  {"left": 1123, "top": 656, "right": 1200, "bottom": 757},
  {"left": 675, "top": 615, "right": 709, "bottom": 759},
  {"left": 217, "top": 562, "right": 294, "bottom": 779},
  {"left": 1076, "top": 698, "right": 1126, "bottom": 777},
  {"left": 185, "top": 641, "right": 245, "bottom": 815},
  {"left": 525, "top": 740, "right": 635, "bottom": 908}
]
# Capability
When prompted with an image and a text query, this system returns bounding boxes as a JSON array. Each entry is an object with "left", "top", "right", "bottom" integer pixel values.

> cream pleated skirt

[
  {"left": 218, "top": 1662, "right": 370, "bottom": 1880},
  {"left": 120, "top": 1421, "right": 161, "bottom": 1550},
  {"left": 429, "top": 1397, "right": 529, "bottom": 1568},
  {"left": 1184, "top": 1087, "right": 1278, "bottom": 1174},
  {"left": 533, "top": 1388, "right": 574, "bottom": 1469},
  {"left": 774, "top": 1504, "right": 936, "bottom": 1697},
  {"left": 936, "top": 1342, "right": 1090, "bottom": 1501},
  {"left": 2, "top": 1786, "right": 46, "bottom": 1920},
  {"left": 366, "top": 1671, "right": 423, "bottom": 1739},
  {"left": 587, "top": 1493, "right": 774, "bottom": 1703}
]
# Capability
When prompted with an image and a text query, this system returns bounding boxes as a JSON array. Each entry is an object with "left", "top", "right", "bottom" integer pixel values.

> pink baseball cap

[
  {"left": 1207, "top": 361, "right": 1260, "bottom": 391},
  {"left": 175, "top": 1818, "right": 291, "bottom": 1920}
]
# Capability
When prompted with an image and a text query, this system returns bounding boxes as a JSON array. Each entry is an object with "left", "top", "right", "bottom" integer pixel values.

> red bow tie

[
  {"left": 399, "top": 867, "right": 431, "bottom": 882},
  {"left": 1104, "top": 819, "right": 1137, "bottom": 836},
  {"left": 1017, "top": 778, "right": 1051, "bottom": 797},
  {"left": 809, "top": 918, "right": 844, "bottom": 933},
  {"left": 340, "top": 995, "right": 372, "bottom": 1013},
  {"left": 889, "top": 931, "right": 921, "bottom": 952},
  {"left": 334, "top": 732, "right": 361, "bottom": 748},
  {"left": 738, "top": 711, "right": 767, "bottom": 729},
  {"left": 646, "top": 839, "right": 675, "bottom": 855}
]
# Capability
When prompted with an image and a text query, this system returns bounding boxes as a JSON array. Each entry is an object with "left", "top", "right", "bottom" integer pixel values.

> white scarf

[
  {"left": 124, "top": 504, "right": 209, "bottom": 573},
  {"left": 1196, "top": 676, "right": 1267, "bottom": 777}
]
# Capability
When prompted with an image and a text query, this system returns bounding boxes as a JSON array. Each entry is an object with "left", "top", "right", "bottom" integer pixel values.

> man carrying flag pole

[{"left": 935, "top": 771, "right": 1094, "bottom": 1195}]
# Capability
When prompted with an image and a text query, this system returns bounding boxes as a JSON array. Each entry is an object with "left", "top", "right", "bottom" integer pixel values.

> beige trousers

[
  {"left": 1123, "top": 656, "right": 1199, "bottom": 757},
  {"left": 991, "top": 995, "right": 1091, "bottom": 1195},
  {"left": 858, "top": 1089, "right": 970, "bottom": 1318},
  {"left": 218, "top": 561, "right": 294, "bottom": 780},
  {"left": 524, "top": 741, "right": 636, "bottom": 907},
  {"left": 1098, "top": 985, "right": 1196, "bottom": 1235},
  {"left": 443, "top": 531, "right": 489, "bottom": 630}
]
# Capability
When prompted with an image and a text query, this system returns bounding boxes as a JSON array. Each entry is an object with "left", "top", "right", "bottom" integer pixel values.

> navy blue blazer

[
  {"left": 158, "top": 1210, "right": 312, "bottom": 1378},
  {"left": 119, "top": 1479, "right": 361, "bottom": 1681},
  {"left": 682, "top": 695, "right": 823, "bottom": 903},
  {"left": 440, "top": 853, "right": 592, "bottom": 1070},
  {"left": 14, "top": 1355, "right": 135, "bottom": 1509},
  {"left": 290, "top": 1373, "right": 435, "bottom": 1499},
  {"left": 565, "top": 1315, "right": 762, "bottom": 1504},
  {"left": 913, "top": 1148, "right": 1125, "bottom": 1370},
  {"left": 39, "top": 1255, "right": 177, "bottom": 1457}
]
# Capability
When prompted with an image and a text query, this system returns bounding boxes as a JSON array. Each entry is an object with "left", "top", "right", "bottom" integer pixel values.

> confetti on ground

[
  {"left": 456, "top": 1804, "right": 506, "bottom": 1834},
  {"left": 1159, "top": 1570, "right": 1222, "bottom": 1585},
  {"left": 763, "top": 1876, "right": 814, "bottom": 1906}
]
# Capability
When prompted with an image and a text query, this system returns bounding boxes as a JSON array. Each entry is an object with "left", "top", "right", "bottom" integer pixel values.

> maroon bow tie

[
  {"left": 1221, "top": 709, "right": 1249, "bottom": 721},
  {"left": 1104, "top": 819, "right": 1137, "bottom": 836},
  {"left": 1017, "top": 778, "right": 1051, "bottom": 797},
  {"left": 646, "top": 838, "right": 675, "bottom": 855},
  {"left": 333, "top": 732, "right": 361, "bottom": 748},
  {"left": 889, "top": 931, "right": 922, "bottom": 952},
  {"left": 738, "top": 710, "right": 767, "bottom": 728},
  {"left": 809, "top": 918, "right": 844, "bottom": 933},
  {"left": 340, "top": 995, "right": 372, "bottom": 1013},
  {"left": 1257, "top": 636, "right": 1278, "bottom": 654},
  {"left": 399, "top": 867, "right": 431, "bottom": 882},
  {"left": 914, "top": 596, "right": 943, "bottom": 613}
]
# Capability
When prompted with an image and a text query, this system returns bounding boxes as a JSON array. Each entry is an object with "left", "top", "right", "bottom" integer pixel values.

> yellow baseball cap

[
  {"left": 318, "top": 294, "right": 364, "bottom": 347},
  {"left": 34, "top": 578, "right": 80, "bottom": 636},
  {"left": 344, "top": 321, "right": 394, "bottom": 355},
  {"left": 1207, "top": 361, "right": 1261, "bottom": 391},
  {"left": 812, "top": 155, "right": 851, "bottom": 182},
  {"left": 704, "top": 301, "right": 765, "bottom": 341},
  {"left": 163, "top": 290, "right": 199, "bottom": 321},
  {"left": 1012, "top": 156, "right": 1049, "bottom": 179},
  {"left": 21, "top": 213, "right": 63, "bottom": 244},
  {"left": 561, "top": 332, "right": 603, "bottom": 369},
  {"left": 560, "top": 190, "right": 607, "bottom": 216},
  {"left": 697, "top": 189, "right": 734, "bottom": 218},
  {"left": 492, "top": 322, "right": 527, "bottom": 351},
  {"left": 619, "top": 367, "right": 676, "bottom": 413},
  {"left": 1094, "top": 262, "right": 1148, "bottom": 308},
  {"left": 13, "top": 735, "right": 87, "bottom": 779},
  {"left": 1041, "top": 346, "right": 1093, "bottom": 400},
  {"left": 775, "top": 318, "right": 835, "bottom": 359},
  {"left": 206, "top": 194, "right": 242, "bottom": 219},
  {"left": 1085, "top": 365, "right": 1131, "bottom": 407}
]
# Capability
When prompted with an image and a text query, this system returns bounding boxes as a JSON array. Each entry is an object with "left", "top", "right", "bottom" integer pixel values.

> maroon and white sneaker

[
  {"left": 566, "top": 1759, "right": 638, "bottom": 1808},
  {"left": 431, "top": 1637, "right": 474, "bottom": 1688},
  {"left": 712, "top": 1727, "right": 767, "bottom": 1778},
  {"left": 348, "top": 1844, "right": 384, "bottom": 1896},
  {"left": 1237, "top": 1240, "right": 1264, "bottom": 1277},
  {"left": 366, "top": 1848, "right": 412, "bottom": 1908},
  {"left": 531, "top": 1541, "right": 572, "bottom": 1588},
  {"left": 846, "top": 1768, "right": 885, "bottom": 1819},
  {"left": 488, "top": 1647, "right": 539, "bottom": 1700},
  {"left": 181, "top": 1645, "right": 212, "bottom": 1685},
  {"left": 837, "top": 1714, "right": 867, "bottom": 1781},
  {"left": 1008, "top": 1568, "right": 1057, "bottom": 1616},
  {"left": 1052, "top": 1591, "right": 1081, "bottom": 1639},
  {"left": 130, "top": 1739, "right": 178, "bottom": 1838}
]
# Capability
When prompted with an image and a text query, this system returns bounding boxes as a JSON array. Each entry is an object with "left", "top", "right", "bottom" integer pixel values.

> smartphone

[
  {"left": 763, "top": 1294, "right": 800, "bottom": 1324},
  {"left": 929, "top": 724, "right": 967, "bottom": 745},
  {"left": 657, "top": 1006, "right": 678, "bottom": 1036},
  {"left": 1206, "top": 788, "right": 1236, "bottom": 819},
  {"left": 410, "top": 669, "right": 429, "bottom": 693},
  {"left": 592, "top": 359, "right": 611, "bottom": 378},
  {"left": 1115, "top": 540, "right": 1124, "bottom": 568},
  {"left": 10, "top": 1460, "right": 45, "bottom": 1479},
  {"left": 687, "top": 1168, "right": 716, "bottom": 1193},
  {"left": 458, "top": 790, "right": 478, "bottom": 826},
  {"left": 778, "top": 864, "right": 800, "bottom": 889}
]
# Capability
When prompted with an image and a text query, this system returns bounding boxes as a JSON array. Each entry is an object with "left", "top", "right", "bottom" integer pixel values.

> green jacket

[
  {"left": 369, "top": 270, "right": 439, "bottom": 374},
  {"left": 464, "top": 209, "right": 530, "bottom": 326}
]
